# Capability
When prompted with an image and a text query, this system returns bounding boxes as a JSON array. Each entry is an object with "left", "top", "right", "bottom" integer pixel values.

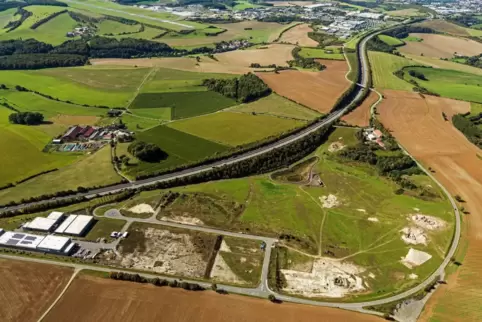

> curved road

[{"left": 0, "top": 24, "right": 461, "bottom": 318}]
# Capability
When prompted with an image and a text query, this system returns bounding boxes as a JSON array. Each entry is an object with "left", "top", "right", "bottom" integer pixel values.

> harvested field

[
  {"left": 278, "top": 23, "right": 318, "bottom": 46},
  {"left": 415, "top": 20, "right": 470, "bottom": 37},
  {"left": 48, "top": 115, "right": 101, "bottom": 126},
  {"left": 0, "top": 259, "right": 73, "bottom": 322},
  {"left": 257, "top": 60, "right": 350, "bottom": 113},
  {"left": 387, "top": 8, "right": 424, "bottom": 17},
  {"left": 379, "top": 89, "right": 482, "bottom": 321},
  {"left": 268, "top": 1, "right": 315, "bottom": 6},
  {"left": 403, "top": 53, "right": 482, "bottom": 76},
  {"left": 91, "top": 44, "right": 294, "bottom": 74},
  {"left": 399, "top": 33, "right": 482, "bottom": 59},
  {"left": 341, "top": 91, "right": 379, "bottom": 127},
  {"left": 44, "top": 274, "right": 382, "bottom": 322}
]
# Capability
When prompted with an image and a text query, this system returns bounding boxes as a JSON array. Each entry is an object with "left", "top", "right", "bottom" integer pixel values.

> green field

[
  {"left": 130, "top": 91, "right": 236, "bottom": 120},
  {"left": 231, "top": 0, "right": 264, "bottom": 10},
  {"left": 0, "top": 67, "right": 150, "bottom": 107},
  {"left": 298, "top": 47, "right": 345, "bottom": 60},
  {"left": 0, "top": 8, "right": 18, "bottom": 29},
  {"left": 85, "top": 217, "right": 127, "bottom": 242},
  {"left": 232, "top": 94, "right": 321, "bottom": 121},
  {"left": 403, "top": 35, "right": 423, "bottom": 42},
  {"left": 404, "top": 67, "right": 482, "bottom": 103},
  {"left": 112, "top": 127, "right": 454, "bottom": 299},
  {"left": 121, "top": 125, "right": 229, "bottom": 177},
  {"left": 378, "top": 34, "right": 404, "bottom": 46},
  {"left": 97, "top": 19, "right": 140, "bottom": 35},
  {"left": 0, "top": 145, "right": 122, "bottom": 204},
  {"left": 167, "top": 111, "right": 305, "bottom": 147},
  {"left": 0, "top": 107, "right": 78, "bottom": 187},
  {"left": 369, "top": 51, "right": 418, "bottom": 91}
]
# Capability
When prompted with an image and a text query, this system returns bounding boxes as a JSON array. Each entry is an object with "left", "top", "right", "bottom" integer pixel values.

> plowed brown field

[
  {"left": 399, "top": 33, "right": 482, "bottom": 59},
  {"left": 45, "top": 274, "right": 382, "bottom": 322},
  {"left": 378, "top": 90, "right": 482, "bottom": 322},
  {"left": 341, "top": 91, "right": 379, "bottom": 127},
  {"left": 91, "top": 44, "right": 294, "bottom": 74},
  {"left": 278, "top": 24, "right": 318, "bottom": 47},
  {"left": 257, "top": 60, "right": 350, "bottom": 113},
  {"left": 0, "top": 259, "right": 73, "bottom": 322}
]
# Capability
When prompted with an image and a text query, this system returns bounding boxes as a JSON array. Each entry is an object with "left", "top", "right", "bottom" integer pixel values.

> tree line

[
  {"left": 202, "top": 73, "right": 271, "bottom": 103},
  {"left": 30, "top": 9, "right": 67, "bottom": 29},
  {"left": 383, "top": 25, "right": 436, "bottom": 40},
  {"left": 452, "top": 114, "right": 482, "bottom": 148},
  {"left": 288, "top": 47, "right": 326, "bottom": 71},
  {"left": 0, "top": 53, "right": 87, "bottom": 70},
  {"left": 128, "top": 141, "right": 168, "bottom": 163},
  {"left": 109, "top": 272, "right": 205, "bottom": 291}
]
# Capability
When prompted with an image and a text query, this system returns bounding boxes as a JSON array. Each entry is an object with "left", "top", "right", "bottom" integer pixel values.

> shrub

[{"left": 127, "top": 141, "right": 168, "bottom": 162}]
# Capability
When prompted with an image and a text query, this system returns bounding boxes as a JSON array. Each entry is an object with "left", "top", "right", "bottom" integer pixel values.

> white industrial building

[
  {"left": 23, "top": 211, "right": 64, "bottom": 232},
  {"left": 55, "top": 214, "right": 94, "bottom": 236},
  {"left": 0, "top": 231, "right": 74, "bottom": 255}
]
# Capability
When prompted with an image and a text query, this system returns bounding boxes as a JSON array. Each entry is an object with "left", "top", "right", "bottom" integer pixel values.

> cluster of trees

[
  {"left": 384, "top": 26, "right": 436, "bottom": 40},
  {"left": 30, "top": 9, "right": 67, "bottom": 29},
  {"left": 203, "top": 73, "right": 271, "bottom": 103},
  {"left": 408, "top": 69, "right": 427, "bottom": 80},
  {"left": 250, "top": 63, "right": 277, "bottom": 68},
  {"left": 367, "top": 36, "right": 396, "bottom": 53},
  {"left": 289, "top": 47, "right": 326, "bottom": 71},
  {"left": 452, "top": 114, "right": 482, "bottom": 148},
  {"left": 0, "top": 39, "right": 53, "bottom": 55},
  {"left": 307, "top": 32, "right": 344, "bottom": 47},
  {"left": 0, "top": 53, "right": 87, "bottom": 69},
  {"left": 89, "top": 37, "right": 177, "bottom": 58},
  {"left": 448, "top": 15, "right": 481, "bottom": 28},
  {"left": 5, "top": 7, "right": 32, "bottom": 32},
  {"left": 0, "top": 196, "right": 87, "bottom": 219},
  {"left": 109, "top": 272, "right": 205, "bottom": 291},
  {"left": 128, "top": 141, "right": 168, "bottom": 162},
  {"left": 8, "top": 111, "right": 44, "bottom": 125}
]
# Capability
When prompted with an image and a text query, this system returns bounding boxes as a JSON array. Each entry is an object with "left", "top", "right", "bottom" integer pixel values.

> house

[{"left": 62, "top": 126, "right": 82, "bottom": 141}]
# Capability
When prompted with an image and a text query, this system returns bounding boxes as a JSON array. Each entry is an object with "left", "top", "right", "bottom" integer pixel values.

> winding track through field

[{"left": 0, "top": 23, "right": 462, "bottom": 318}]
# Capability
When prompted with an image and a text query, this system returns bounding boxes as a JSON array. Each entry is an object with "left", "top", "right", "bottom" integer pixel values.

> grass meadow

[
  {"left": 404, "top": 67, "right": 482, "bottom": 103},
  {"left": 299, "top": 47, "right": 345, "bottom": 60},
  {"left": 368, "top": 51, "right": 418, "bottom": 91},
  {"left": 97, "top": 19, "right": 140, "bottom": 35},
  {"left": 167, "top": 111, "right": 305, "bottom": 147},
  {"left": 378, "top": 35, "right": 404, "bottom": 46}
]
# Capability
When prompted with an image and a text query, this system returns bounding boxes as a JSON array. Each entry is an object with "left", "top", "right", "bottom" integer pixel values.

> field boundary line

[{"left": 37, "top": 268, "right": 80, "bottom": 322}]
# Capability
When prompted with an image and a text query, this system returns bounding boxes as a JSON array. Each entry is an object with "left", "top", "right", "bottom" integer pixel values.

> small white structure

[
  {"left": 23, "top": 212, "right": 64, "bottom": 232},
  {"left": 55, "top": 214, "right": 94, "bottom": 236}
]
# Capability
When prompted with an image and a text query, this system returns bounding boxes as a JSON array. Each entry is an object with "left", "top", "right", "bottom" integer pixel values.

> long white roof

[
  {"left": 64, "top": 215, "right": 93, "bottom": 235},
  {"left": 0, "top": 231, "right": 44, "bottom": 249},
  {"left": 37, "top": 235, "right": 71, "bottom": 251},
  {"left": 55, "top": 215, "right": 77, "bottom": 234},
  {"left": 24, "top": 217, "right": 56, "bottom": 231}
]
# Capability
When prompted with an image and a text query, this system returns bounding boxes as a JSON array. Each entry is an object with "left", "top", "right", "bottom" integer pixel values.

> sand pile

[
  {"left": 128, "top": 203, "right": 155, "bottom": 214},
  {"left": 401, "top": 248, "right": 432, "bottom": 269},
  {"left": 411, "top": 214, "right": 446, "bottom": 230},
  {"left": 367, "top": 217, "right": 379, "bottom": 222},
  {"left": 320, "top": 194, "right": 340, "bottom": 208},
  {"left": 400, "top": 227, "right": 428, "bottom": 245},
  {"left": 281, "top": 258, "right": 365, "bottom": 298},
  {"left": 328, "top": 141, "right": 346, "bottom": 152}
]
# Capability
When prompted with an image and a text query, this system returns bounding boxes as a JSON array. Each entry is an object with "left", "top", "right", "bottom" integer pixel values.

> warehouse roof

[
  {"left": 37, "top": 235, "right": 71, "bottom": 252},
  {"left": 55, "top": 215, "right": 77, "bottom": 234},
  {"left": 64, "top": 215, "right": 93, "bottom": 235},
  {"left": 0, "top": 231, "right": 44, "bottom": 249},
  {"left": 24, "top": 217, "right": 57, "bottom": 231}
]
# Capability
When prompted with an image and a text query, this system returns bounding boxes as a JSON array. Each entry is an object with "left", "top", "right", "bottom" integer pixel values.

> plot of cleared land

[
  {"left": 0, "top": 107, "right": 78, "bottom": 187},
  {"left": 0, "top": 145, "right": 121, "bottom": 204},
  {"left": 91, "top": 44, "right": 295, "bottom": 74},
  {"left": 0, "top": 67, "right": 150, "bottom": 107},
  {"left": 232, "top": 94, "right": 321, "bottom": 120},
  {"left": 378, "top": 90, "right": 482, "bottom": 321},
  {"left": 257, "top": 60, "right": 350, "bottom": 113},
  {"left": 415, "top": 20, "right": 470, "bottom": 37},
  {"left": 341, "top": 91, "right": 379, "bottom": 127},
  {"left": 386, "top": 8, "right": 424, "bottom": 17},
  {"left": 403, "top": 67, "right": 482, "bottom": 103},
  {"left": 278, "top": 23, "right": 318, "bottom": 46},
  {"left": 44, "top": 274, "right": 381, "bottom": 322},
  {"left": 369, "top": 51, "right": 418, "bottom": 91},
  {"left": 399, "top": 33, "right": 482, "bottom": 59},
  {"left": 167, "top": 111, "right": 305, "bottom": 146},
  {"left": 0, "top": 259, "right": 73, "bottom": 322}
]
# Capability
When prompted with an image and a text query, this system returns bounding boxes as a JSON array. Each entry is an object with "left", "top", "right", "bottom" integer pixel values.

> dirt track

[
  {"left": 257, "top": 60, "right": 350, "bottom": 114},
  {"left": 278, "top": 24, "right": 318, "bottom": 47},
  {"left": 399, "top": 33, "right": 482, "bottom": 59},
  {"left": 0, "top": 259, "right": 73, "bottom": 322},
  {"left": 341, "top": 91, "right": 379, "bottom": 127},
  {"left": 90, "top": 44, "right": 294, "bottom": 74},
  {"left": 45, "top": 274, "right": 382, "bottom": 322},
  {"left": 378, "top": 90, "right": 482, "bottom": 321}
]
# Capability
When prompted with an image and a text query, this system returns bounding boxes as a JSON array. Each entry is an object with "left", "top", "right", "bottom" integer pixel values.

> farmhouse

[
  {"left": 0, "top": 231, "right": 74, "bottom": 255},
  {"left": 364, "top": 128, "right": 385, "bottom": 148}
]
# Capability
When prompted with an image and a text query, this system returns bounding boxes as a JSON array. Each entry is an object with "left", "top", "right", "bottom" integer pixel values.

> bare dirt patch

[
  {"left": 257, "top": 61, "right": 350, "bottom": 113},
  {"left": 328, "top": 141, "right": 345, "bottom": 152},
  {"left": 281, "top": 258, "right": 366, "bottom": 298},
  {"left": 100, "top": 225, "right": 215, "bottom": 278},
  {"left": 341, "top": 91, "right": 379, "bottom": 127},
  {"left": 401, "top": 248, "right": 432, "bottom": 268},
  {"left": 44, "top": 274, "right": 381, "bottom": 322},
  {"left": 48, "top": 115, "right": 100, "bottom": 126},
  {"left": 128, "top": 203, "right": 155, "bottom": 214},
  {"left": 278, "top": 23, "right": 318, "bottom": 47},
  {"left": 319, "top": 194, "right": 340, "bottom": 208},
  {"left": 411, "top": 214, "right": 446, "bottom": 230},
  {"left": 210, "top": 251, "right": 246, "bottom": 284},
  {"left": 91, "top": 44, "right": 294, "bottom": 74},
  {"left": 399, "top": 33, "right": 482, "bottom": 59},
  {"left": 159, "top": 215, "right": 205, "bottom": 226},
  {"left": 0, "top": 259, "right": 73, "bottom": 322},
  {"left": 400, "top": 226, "right": 428, "bottom": 245}
]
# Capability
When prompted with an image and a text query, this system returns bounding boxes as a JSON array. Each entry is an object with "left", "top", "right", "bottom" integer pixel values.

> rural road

[
  {"left": 0, "top": 22, "right": 461, "bottom": 319},
  {"left": 62, "top": 0, "right": 194, "bottom": 29}
]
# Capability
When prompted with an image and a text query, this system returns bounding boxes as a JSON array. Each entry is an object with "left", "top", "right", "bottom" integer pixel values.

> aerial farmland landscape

[{"left": 0, "top": 0, "right": 481, "bottom": 321}]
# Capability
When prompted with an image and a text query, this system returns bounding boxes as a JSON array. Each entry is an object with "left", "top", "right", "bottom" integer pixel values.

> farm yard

[
  {"left": 257, "top": 60, "right": 350, "bottom": 114},
  {"left": 0, "top": 259, "right": 74, "bottom": 322},
  {"left": 378, "top": 90, "right": 482, "bottom": 321},
  {"left": 43, "top": 272, "right": 381, "bottom": 322},
  {"left": 399, "top": 33, "right": 482, "bottom": 59}
]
